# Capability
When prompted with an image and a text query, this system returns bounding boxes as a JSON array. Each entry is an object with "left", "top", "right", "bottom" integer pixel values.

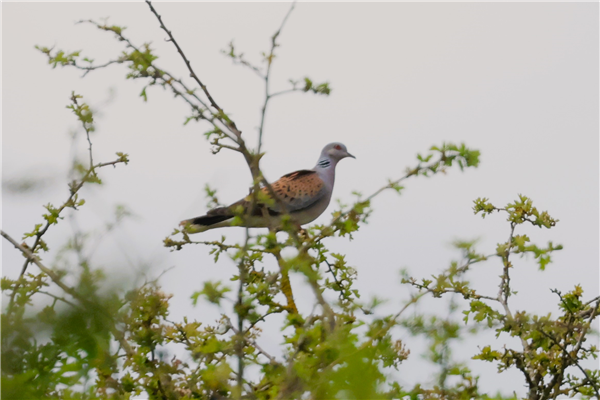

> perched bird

[{"left": 180, "top": 142, "right": 355, "bottom": 233}]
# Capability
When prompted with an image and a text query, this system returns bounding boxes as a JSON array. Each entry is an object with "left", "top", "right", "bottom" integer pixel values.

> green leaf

[{"left": 191, "top": 281, "right": 231, "bottom": 305}]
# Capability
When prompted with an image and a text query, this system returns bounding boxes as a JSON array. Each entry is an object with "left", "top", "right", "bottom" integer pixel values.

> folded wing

[{"left": 264, "top": 170, "right": 326, "bottom": 213}]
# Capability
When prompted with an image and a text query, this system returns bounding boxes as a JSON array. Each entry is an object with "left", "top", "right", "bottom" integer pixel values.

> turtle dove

[{"left": 180, "top": 142, "right": 355, "bottom": 233}]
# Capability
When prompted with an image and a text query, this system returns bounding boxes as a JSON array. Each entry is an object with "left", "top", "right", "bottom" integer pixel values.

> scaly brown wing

[
  {"left": 203, "top": 170, "right": 325, "bottom": 220},
  {"left": 263, "top": 170, "right": 326, "bottom": 213}
]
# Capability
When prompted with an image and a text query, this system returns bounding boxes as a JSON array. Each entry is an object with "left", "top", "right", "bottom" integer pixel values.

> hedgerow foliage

[{"left": 2, "top": 3, "right": 598, "bottom": 399}]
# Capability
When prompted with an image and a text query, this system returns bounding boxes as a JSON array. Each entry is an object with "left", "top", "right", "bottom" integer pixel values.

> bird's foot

[{"left": 298, "top": 227, "right": 309, "bottom": 240}]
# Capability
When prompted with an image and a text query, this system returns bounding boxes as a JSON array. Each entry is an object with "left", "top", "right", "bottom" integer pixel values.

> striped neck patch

[{"left": 317, "top": 159, "right": 331, "bottom": 168}]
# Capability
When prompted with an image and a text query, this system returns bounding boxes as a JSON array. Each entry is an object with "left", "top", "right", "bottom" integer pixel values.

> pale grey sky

[{"left": 3, "top": 2, "right": 598, "bottom": 396}]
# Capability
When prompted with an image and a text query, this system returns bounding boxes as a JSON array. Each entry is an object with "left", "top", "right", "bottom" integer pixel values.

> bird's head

[{"left": 323, "top": 142, "right": 355, "bottom": 162}]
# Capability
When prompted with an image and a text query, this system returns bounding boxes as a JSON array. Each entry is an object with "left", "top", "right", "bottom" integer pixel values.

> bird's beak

[{"left": 346, "top": 152, "right": 356, "bottom": 159}]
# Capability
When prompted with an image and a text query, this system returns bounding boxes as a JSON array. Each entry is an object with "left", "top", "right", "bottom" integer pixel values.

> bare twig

[
  {"left": 257, "top": 1, "right": 296, "bottom": 154},
  {"left": 583, "top": 295, "right": 600, "bottom": 308},
  {"left": 145, "top": 0, "right": 242, "bottom": 136},
  {"left": 270, "top": 88, "right": 303, "bottom": 98},
  {"left": 187, "top": 239, "right": 270, "bottom": 254},
  {"left": 73, "top": 59, "right": 124, "bottom": 77},
  {"left": 223, "top": 41, "right": 265, "bottom": 79},
  {"left": 38, "top": 290, "right": 81, "bottom": 309}
]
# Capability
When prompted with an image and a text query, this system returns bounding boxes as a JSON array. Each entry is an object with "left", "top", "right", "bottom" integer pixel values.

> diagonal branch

[
  {"left": 71, "top": 20, "right": 240, "bottom": 145},
  {"left": 1, "top": 229, "right": 134, "bottom": 356},
  {"left": 6, "top": 154, "right": 128, "bottom": 316},
  {"left": 145, "top": 0, "right": 242, "bottom": 137}
]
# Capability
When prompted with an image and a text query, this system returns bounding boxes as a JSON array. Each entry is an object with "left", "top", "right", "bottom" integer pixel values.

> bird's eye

[{"left": 334, "top": 145, "right": 342, "bottom": 150}]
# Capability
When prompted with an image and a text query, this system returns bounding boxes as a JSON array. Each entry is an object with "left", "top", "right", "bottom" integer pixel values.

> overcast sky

[{"left": 3, "top": 2, "right": 599, "bottom": 396}]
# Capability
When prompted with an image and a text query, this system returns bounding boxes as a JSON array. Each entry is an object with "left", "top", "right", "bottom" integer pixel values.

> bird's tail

[{"left": 179, "top": 207, "right": 233, "bottom": 233}]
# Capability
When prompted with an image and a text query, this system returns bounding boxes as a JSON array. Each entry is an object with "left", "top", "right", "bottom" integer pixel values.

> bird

[{"left": 180, "top": 142, "right": 355, "bottom": 233}]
